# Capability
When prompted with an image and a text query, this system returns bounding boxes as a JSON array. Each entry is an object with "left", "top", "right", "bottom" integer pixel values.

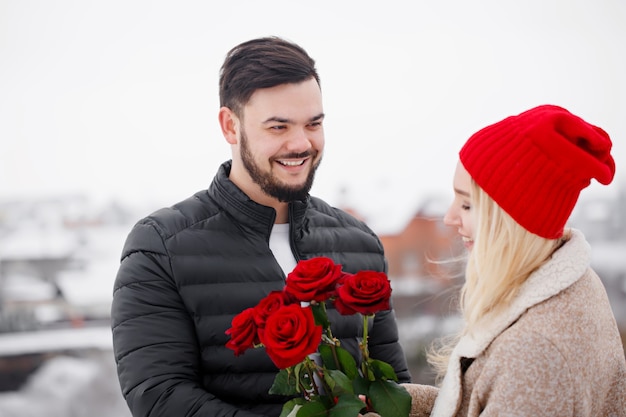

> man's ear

[{"left": 219, "top": 107, "right": 239, "bottom": 145}]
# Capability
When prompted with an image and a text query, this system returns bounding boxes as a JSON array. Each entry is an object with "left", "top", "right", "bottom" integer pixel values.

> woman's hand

[
  {"left": 357, "top": 394, "right": 380, "bottom": 417},
  {"left": 401, "top": 383, "right": 438, "bottom": 417}
]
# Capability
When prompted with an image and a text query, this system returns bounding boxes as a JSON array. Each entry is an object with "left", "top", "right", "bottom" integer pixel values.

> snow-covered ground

[
  {"left": 0, "top": 326, "right": 129, "bottom": 416},
  {"left": 0, "top": 349, "right": 130, "bottom": 417}
]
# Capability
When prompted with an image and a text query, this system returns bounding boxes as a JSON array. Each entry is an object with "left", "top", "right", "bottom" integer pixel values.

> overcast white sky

[{"left": 1, "top": 0, "right": 625, "bottom": 232}]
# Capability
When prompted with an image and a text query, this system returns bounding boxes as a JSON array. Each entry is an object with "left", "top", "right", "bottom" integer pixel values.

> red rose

[
  {"left": 254, "top": 290, "right": 295, "bottom": 328},
  {"left": 285, "top": 257, "right": 343, "bottom": 302},
  {"left": 259, "top": 304, "right": 323, "bottom": 369},
  {"left": 225, "top": 307, "right": 259, "bottom": 356},
  {"left": 334, "top": 270, "right": 392, "bottom": 315}
]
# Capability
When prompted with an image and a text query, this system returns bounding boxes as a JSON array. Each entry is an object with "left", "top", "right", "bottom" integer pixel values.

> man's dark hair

[{"left": 219, "top": 36, "right": 320, "bottom": 117}]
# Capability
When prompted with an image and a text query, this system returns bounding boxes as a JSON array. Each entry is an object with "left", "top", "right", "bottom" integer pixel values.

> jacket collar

[
  {"left": 432, "top": 228, "right": 591, "bottom": 417},
  {"left": 208, "top": 160, "right": 309, "bottom": 235}
]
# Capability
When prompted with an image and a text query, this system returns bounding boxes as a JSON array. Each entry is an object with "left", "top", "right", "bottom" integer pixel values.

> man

[{"left": 111, "top": 36, "right": 411, "bottom": 417}]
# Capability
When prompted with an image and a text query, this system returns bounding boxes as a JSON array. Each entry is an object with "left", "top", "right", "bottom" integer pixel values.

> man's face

[
  {"left": 234, "top": 78, "right": 325, "bottom": 202},
  {"left": 240, "top": 126, "right": 321, "bottom": 202}
]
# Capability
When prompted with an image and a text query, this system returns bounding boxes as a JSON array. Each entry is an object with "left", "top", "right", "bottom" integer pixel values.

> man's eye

[{"left": 270, "top": 125, "right": 286, "bottom": 130}]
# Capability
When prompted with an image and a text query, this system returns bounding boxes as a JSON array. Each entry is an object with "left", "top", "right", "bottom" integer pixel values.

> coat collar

[
  {"left": 208, "top": 160, "right": 310, "bottom": 235},
  {"left": 432, "top": 228, "right": 591, "bottom": 417}
]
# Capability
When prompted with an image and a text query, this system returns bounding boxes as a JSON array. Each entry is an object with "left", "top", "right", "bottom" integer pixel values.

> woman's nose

[{"left": 443, "top": 207, "right": 458, "bottom": 227}]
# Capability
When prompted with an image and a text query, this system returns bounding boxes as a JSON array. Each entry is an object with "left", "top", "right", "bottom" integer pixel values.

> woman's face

[{"left": 443, "top": 161, "right": 475, "bottom": 250}]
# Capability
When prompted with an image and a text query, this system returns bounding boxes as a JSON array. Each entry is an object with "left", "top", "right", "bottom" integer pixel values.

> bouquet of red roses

[{"left": 225, "top": 257, "right": 411, "bottom": 417}]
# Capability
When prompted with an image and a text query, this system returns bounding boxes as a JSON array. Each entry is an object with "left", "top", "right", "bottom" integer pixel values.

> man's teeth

[
  {"left": 279, "top": 160, "right": 304, "bottom": 166},
  {"left": 462, "top": 236, "right": 473, "bottom": 243}
]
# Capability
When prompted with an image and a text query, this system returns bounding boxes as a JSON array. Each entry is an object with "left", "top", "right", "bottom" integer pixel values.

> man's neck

[{"left": 274, "top": 204, "right": 289, "bottom": 224}]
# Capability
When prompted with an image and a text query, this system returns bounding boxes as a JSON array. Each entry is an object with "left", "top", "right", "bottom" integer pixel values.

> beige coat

[{"left": 405, "top": 229, "right": 626, "bottom": 416}]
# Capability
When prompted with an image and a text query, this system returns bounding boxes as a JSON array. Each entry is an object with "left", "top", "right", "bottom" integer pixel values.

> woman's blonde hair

[{"left": 428, "top": 179, "right": 568, "bottom": 380}]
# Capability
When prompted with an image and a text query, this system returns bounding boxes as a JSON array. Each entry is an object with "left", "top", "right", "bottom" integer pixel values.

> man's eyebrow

[
  {"left": 262, "top": 113, "right": 325, "bottom": 124},
  {"left": 454, "top": 187, "right": 470, "bottom": 197},
  {"left": 263, "top": 116, "right": 289, "bottom": 124}
]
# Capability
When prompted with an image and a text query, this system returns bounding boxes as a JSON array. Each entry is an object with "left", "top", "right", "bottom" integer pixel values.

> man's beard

[{"left": 240, "top": 129, "right": 320, "bottom": 203}]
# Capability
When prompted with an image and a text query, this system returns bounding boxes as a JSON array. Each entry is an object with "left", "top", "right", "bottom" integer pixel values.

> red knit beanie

[{"left": 459, "top": 104, "right": 615, "bottom": 239}]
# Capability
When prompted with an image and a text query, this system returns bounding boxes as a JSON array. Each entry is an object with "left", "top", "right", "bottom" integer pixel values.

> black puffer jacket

[{"left": 111, "top": 161, "right": 410, "bottom": 417}]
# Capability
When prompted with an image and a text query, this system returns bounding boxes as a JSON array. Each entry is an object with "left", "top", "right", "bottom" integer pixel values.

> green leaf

[
  {"left": 352, "top": 375, "right": 369, "bottom": 396},
  {"left": 319, "top": 345, "right": 358, "bottom": 379},
  {"left": 279, "top": 399, "right": 306, "bottom": 417},
  {"left": 293, "top": 362, "right": 315, "bottom": 392},
  {"left": 367, "top": 379, "right": 411, "bottom": 417},
  {"left": 318, "top": 344, "right": 338, "bottom": 369},
  {"left": 369, "top": 359, "right": 399, "bottom": 381},
  {"left": 269, "top": 368, "right": 299, "bottom": 396},
  {"left": 329, "top": 394, "right": 366, "bottom": 417},
  {"left": 311, "top": 303, "right": 330, "bottom": 328},
  {"left": 297, "top": 399, "right": 329, "bottom": 417},
  {"left": 324, "top": 369, "right": 354, "bottom": 395}
]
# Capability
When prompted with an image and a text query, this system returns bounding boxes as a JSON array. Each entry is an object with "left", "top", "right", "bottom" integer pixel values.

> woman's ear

[{"left": 219, "top": 107, "right": 239, "bottom": 145}]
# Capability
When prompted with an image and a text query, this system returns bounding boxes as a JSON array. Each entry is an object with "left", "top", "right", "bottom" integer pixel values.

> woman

[{"left": 403, "top": 104, "right": 626, "bottom": 417}]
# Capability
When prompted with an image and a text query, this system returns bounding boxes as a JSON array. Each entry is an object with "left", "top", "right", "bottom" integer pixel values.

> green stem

[
  {"left": 330, "top": 343, "right": 340, "bottom": 369},
  {"left": 321, "top": 302, "right": 335, "bottom": 340},
  {"left": 304, "top": 356, "right": 320, "bottom": 396},
  {"left": 361, "top": 314, "right": 372, "bottom": 378},
  {"left": 362, "top": 315, "right": 370, "bottom": 359}
]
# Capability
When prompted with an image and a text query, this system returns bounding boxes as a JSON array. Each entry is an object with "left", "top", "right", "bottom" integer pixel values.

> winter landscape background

[
  {"left": 0, "top": 187, "right": 624, "bottom": 416},
  {"left": 1, "top": 0, "right": 625, "bottom": 416}
]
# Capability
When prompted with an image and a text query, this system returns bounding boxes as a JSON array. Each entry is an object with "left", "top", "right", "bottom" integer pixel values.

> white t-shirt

[{"left": 269, "top": 223, "right": 297, "bottom": 276}]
